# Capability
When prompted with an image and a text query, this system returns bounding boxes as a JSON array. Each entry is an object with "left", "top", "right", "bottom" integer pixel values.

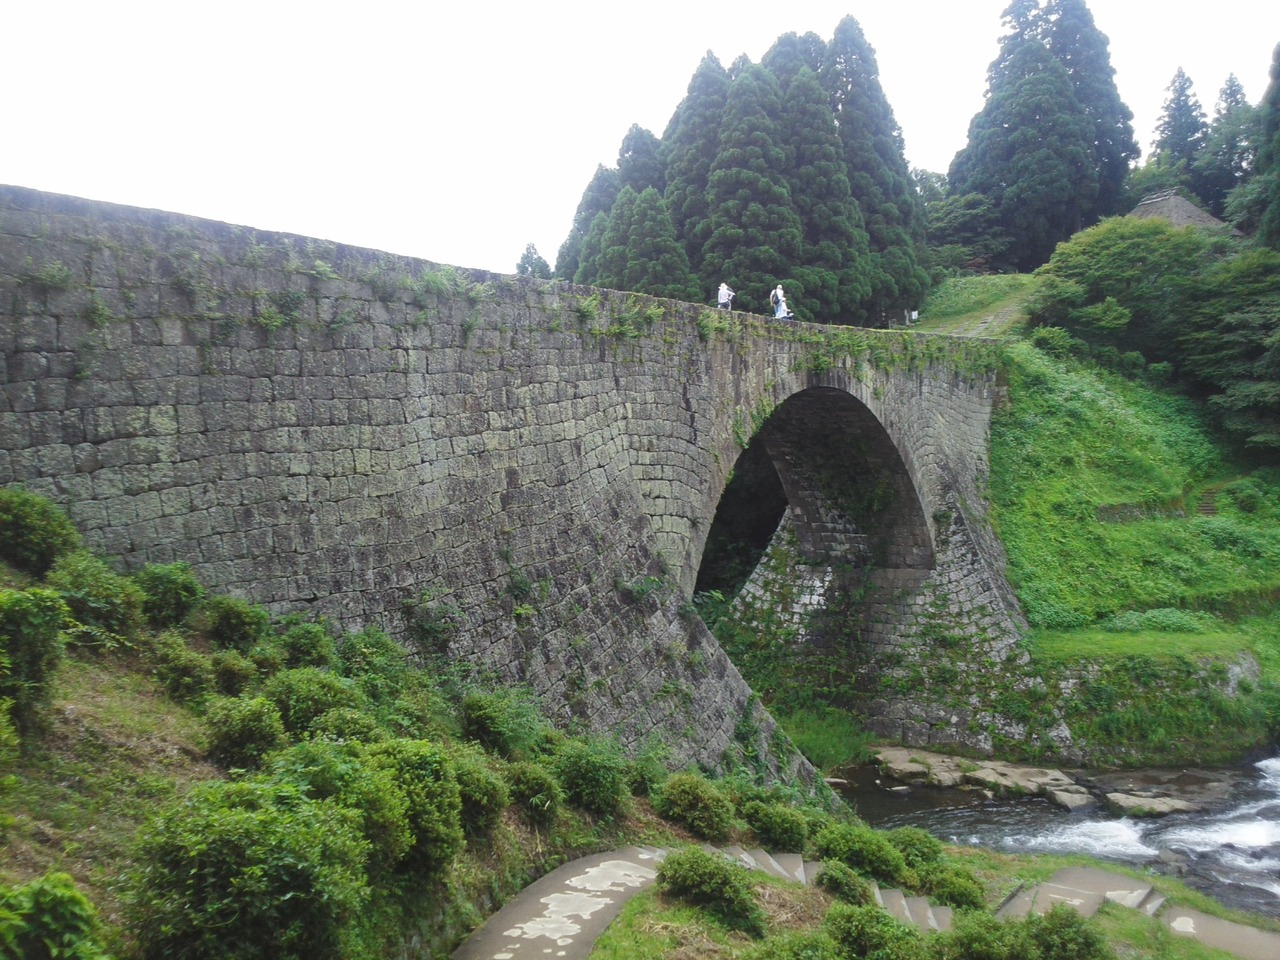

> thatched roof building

[{"left": 1128, "top": 190, "right": 1241, "bottom": 233}]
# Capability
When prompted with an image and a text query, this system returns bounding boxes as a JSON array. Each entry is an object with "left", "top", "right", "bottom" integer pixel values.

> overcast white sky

[{"left": 4, "top": 2, "right": 1277, "bottom": 274}]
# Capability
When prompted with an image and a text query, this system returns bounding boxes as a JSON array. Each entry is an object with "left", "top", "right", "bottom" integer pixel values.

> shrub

[
  {"left": 210, "top": 649, "right": 257, "bottom": 696},
  {"left": 278, "top": 621, "right": 338, "bottom": 670},
  {"left": 46, "top": 552, "right": 145, "bottom": 643},
  {"left": 263, "top": 667, "right": 366, "bottom": 735},
  {"left": 653, "top": 771, "right": 735, "bottom": 842},
  {"left": 265, "top": 740, "right": 411, "bottom": 875},
  {"left": 505, "top": 760, "right": 563, "bottom": 824},
  {"left": 0, "top": 488, "right": 81, "bottom": 577},
  {"left": 460, "top": 687, "right": 550, "bottom": 760},
  {"left": 128, "top": 779, "right": 369, "bottom": 960},
  {"left": 133, "top": 562, "right": 205, "bottom": 627},
  {"left": 917, "top": 863, "right": 986, "bottom": 910},
  {"left": 449, "top": 744, "right": 510, "bottom": 836},
  {"left": 814, "top": 860, "right": 874, "bottom": 905},
  {"left": 202, "top": 595, "right": 272, "bottom": 653},
  {"left": 205, "top": 696, "right": 288, "bottom": 769},
  {"left": 812, "top": 822, "right": 908, "bottom": 885},
  {"left": 149, "top": 631, "right": 215, "bottom": 702},
  {"left": 337, "top": 627, "right": 409, "bottom": 703},
  {"left": 824, "top": 902, "right": 924, "bottom": 960},
  {"left": 742, "top": 800, "right": 808, "bottom": 852},
  {"left": 742, "top": 929, "right": 840, "bottom": 960},
  {"left": 886, "top": 826, "right": 944, "bottom": 868},
  {"left": 552, "top": 737, "right": 628, "bottom": 818},
  {"left": 310, "top": 707, "right": 386, "bottom": 743},
  {"left": 656, "top": 846, "right": 765, "bottom": 937},
  {"left": 0, "top": 588, "right": 70, "bottom": 735},
  {"left": 0, "top": 870, "right": 109, "bottom": 960},
  {"left": 931, "top": 909, "right": 1032, "bottom": 960},
  {"left": 1027, "top": 325, "right": 1082, "bottom": 359},
  {"left": 1027, "top": 903, "right": 1115, "bottom": 960},
  {"left": 247, "top": 638, "right": 286, "bottom": 677},
  {"left": 624, "top": 738, "right": 670, "bottom": 797},
  {"left": 365, "top": 739, "right": 463, "bottom": 874}
]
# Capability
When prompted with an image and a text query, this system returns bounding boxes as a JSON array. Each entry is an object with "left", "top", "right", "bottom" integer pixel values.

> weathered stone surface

[
  {"left": 1105, "top": 792, "right": 1201, "bottom": 817},
  {"left": 0, "top": 186, "right": 1023, "bottom": 770}
]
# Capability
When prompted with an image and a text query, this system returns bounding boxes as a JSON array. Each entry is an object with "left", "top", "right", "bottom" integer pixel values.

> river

[{"left": 845, "top": 757, "right": 1280, "bottom": 919}]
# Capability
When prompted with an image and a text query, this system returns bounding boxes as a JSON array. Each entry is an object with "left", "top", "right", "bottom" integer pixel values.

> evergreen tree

[
  {"left": 555, "top": 165, "right": 619, "bottom": 279},
  {"left": 1254, "top": 42, "right": 1280, "bottom": 249},
  {"left": 774, "top": 66, "right": 874, "bottom": 322},
  {"left": 572, "top": 212, "right": 609, "bottom": 286},
  {"left": 515, "top": 243, "right": 552, "bottom": 279},
  {"left": 1042, "top": 0, "right": 1139, "bottom": 219},
  {"left": 760, "top": 31, "right": 826, "bottom": 89},
  {"left": 620, "top": 187, "right": 701, "bottom": 301},
  {"left": 821, "top": 15, "right": 928, "bottom": 318},
  {"left": 700, "top": 62, "right": 803, "bottom": 314},
  {"left": 594, "top": 186, "right": 640, "bottom": 290},
  {"left": 1191, "top": 75, "right": 1257, "bottom": 216},
  {"left": 617, "top": 124, "right": 665, "bottom": 195},
  {"left": 1152, "top": 68, "right": 1208, "bottom": 170},
  {"left": 949, "top": 35, "right": 1098, "bottom": 271},
  {"left": 661, "top": 53, "right": 730, "bottom": 280}
]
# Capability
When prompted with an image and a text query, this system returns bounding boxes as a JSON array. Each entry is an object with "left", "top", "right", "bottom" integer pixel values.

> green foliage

[
  {"left": 127, "top": 779, "right": 369, "bottom": 960},
  {"left": 741, "top": 800, "right": 808, "bottom": 852},
  {"left": 401, "top": 594, "right": 460, "bottom": 656},
  {"left": 310, "top": 707, "right": 386, "bottom": 744},
  {"left": 774, "top": 706, "right": 876, "bottom": 772},
  {"left": 624, "top": 738, "right": 671, "bottom": 797},
  {"left": 201, "top": 595, "right": 272, "bottom": 653},
  {"left": 885, "top": 826, "right": 944, "bottom": 868},
  {"left": 0, "top": 488, "right": 81, "bottom": 577},
  {"left": 277, "top": 621, "right": 338, "bottom": 670},
  {"left": 133, "top": 562, "right": 205, "bottom": 627},
  {"left": 553, "top": 737, "right": 628, "bottom": 818},
  {"left": 46, "top": 552, "right": 145, "bottom": 645},
  {"left": 813, "top": 860, "right": 874, "bottom": 905},
  {"left": 505, "top": 760, "right": 563, "bottom": 824},
  {"left": 18, "top": 259, "right": 75, "bottom": 295},
  {"left": 0, "top": 871, "right": 108, "bottom": 960},
  {"left": 0, "top": 588, "right": 70, "bottom": 736},
  {"left": 824, "top": 902, "right": 923, "bottom": 960},
  {"left": 932, "top": 909, "right": 1030, "bottom": 960},
  {"left": 515, "top": 243, "right": 552, "bottom": 279},
  {"left": 655, "top": 846, "right": 765, "bottom": 937},
  {"left": 148, "top": 631, "right": 216, "bottom": 702},
  {"left": 812, "top": 822, "right": 907, "bottom": 885},
  {"left": 916, "top": 863, "right": 987, "bottom": 910},
  {"left": 336, "top": 626, "right": 411, "bottom": 705},
  {"left": 921, "top": 275, "right": 1034, "bottom": 324},
  {"left": 263, "top": 667, "right": 366, "bottom": 735},
  {"left": 205, "top": 695, "right": 288, "bottom": 769},
  {"left": 459, "top": 687, "right": 549, "bottom": 760},
  {"left": 1099, "top": 608, "right": 1221, "bottom": 633},
  {"left": 364, "top": 739, "right": 463, "bottom": 874},
  {"left": 742, "top": 929, "right": 841, "bottom": 960},
  {"left": 210, "top": 648, "right": 257, "bottom": 696},
  {"left": 652, "top": 771, "right": 735, "bottom": 841},
  {"left": 448, "top": 744, "right": 509, "bottom": 836}
]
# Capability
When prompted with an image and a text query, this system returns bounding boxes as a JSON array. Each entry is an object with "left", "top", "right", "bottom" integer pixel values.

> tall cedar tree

[
  {"left": 661, "top": 53, "right": 730, "bottom": 287},
  {"left": 555, "top": 165, "right": 619, "bottom": 279},
  {"left": 760, "top": 31, "right": 827, "bottom": 88},
  {"left": 1042, "top": 0, "right": 1138, "bottom": 220},
  {"left": 774, "top": 66, "right": 875, "bottom": 323},
  {"left": 822, "top": 15, "right": 928, "bottom": 320},
  {"left": 593, "top": 186, "right": 640, "bottom": 289},
  {"left": 618, "top": 125, "right": 665, "bottom": 195},
  {"left": 573, "top": 212, "right": 608, "bottom": 285},
  {"left": 1192, "top": 75, "right": 1257, "bottom": 216},
  {"left": 516, "top": 243, "right": 552, "bottom": 279},
  {"left": 700, "top": 62, "right": 803, "bottom": 314},
  {"left": 1255, "top": 43, "right": 1280, "bottom": 249},
  {"left": 949, "top": 35, "right": 1098, "bottom": 271},
  {"left": 1152, "top": 68, "right": 1208, "bottom": 170},
  {"left": 620, "top": 187, "right": 701, "bottom": 301}
]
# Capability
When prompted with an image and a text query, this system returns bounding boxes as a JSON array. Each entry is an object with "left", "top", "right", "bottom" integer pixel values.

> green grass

[
  {"left": 774, "top": 706, "right": 876, "bottom": 774},
  {"left": 1029, "top": 627, "right": 1256, "bottom": 662},
  {"left": 915, "top": 274, "right": 1035, "bottom": 335}
]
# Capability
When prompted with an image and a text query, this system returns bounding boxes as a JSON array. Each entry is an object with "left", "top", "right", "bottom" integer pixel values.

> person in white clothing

[
  {"left": 770, "top": 284, "right": 789, "bottom": 319},
  {"left": 717, "top": 282, "right": 735, "bottom": 310}
]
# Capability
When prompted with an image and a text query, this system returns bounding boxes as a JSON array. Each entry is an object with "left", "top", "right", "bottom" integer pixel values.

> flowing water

[{"left": 844, "top": 757, "right": 1280, "bottom": 918}]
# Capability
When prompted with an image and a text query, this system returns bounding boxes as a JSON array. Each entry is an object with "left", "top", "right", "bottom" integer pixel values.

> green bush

[
  {"left": 210, "top": 649, "right": 257, "bottom": 696},
  {"left": 932, "top": 909, "right": 1032, "bottom": 960},
  {"left": 310, "top": 707, "right": 386, "bottom": 743},
  {"left": 812, "top": 822, "right": 908, "bottom": 885},
  {"left": 653, "top": 771, "right": 735, "bottom": 841},
  {"left": 1026, "top": 903, "right": 1115, "bottom": 960},
  {"left": 824, "top": 902, "right": 924, "bottom": 960},
  {"left": 449, "top": 744, "right": 510, "bottom": 836},
  {"left": 205, "top": 696, "right": 288, "bottom": 769},
  {"left": 46, "top": 552, "right": 145, "bottom": 643},
  {"left": 0, "top": 870, "right": 109, "bottom": 960},
  {"left": 0, "top": 488, "right": 81, "bottom": 577},
  {"left": 0, "top": 588, "right": 70, "bottom": 736},
  {"left": 460, "top": 687, "right": 550, "bottom": 759},
  {"left": 552, "top": 737, "right": 628, "bottom": 818},
  {"left": 742, "top": 929, "right": 841, "bottom": 960},
  {"left": 263, "top": 667, "right": 366, "bottom": 735},
  {"left": 247, "top": 638, "right": 286, "bottom": 677},
  {"left": 505, "top": 760, "right": 563, "bottom": 824},
  {"left": 814, "top": 860, "right": 874, "bottom": 905},
  {"left": 917, "top": 863, "right": 986, "bottom": 910},
  {"left": 656, "top": 846, "right": 765, "bottom": 937},
  {"left": 128, "top": 779, "right": 369, "bottom": 960},
  {"left": 149, "top": 631, "right": 215, "bottom": 702},
  {"left": 624, "top": 738, "right": 670, "bottom": 797},
  {"left": 365, "top": 739, "right": 463, "bottom": 874},
  {"left": 278, "top": 621, "right": 338, "bottom": 670},
  {"left": 337, "top": 627, "right": 409, "bottom": 703},
  {"left": 133, "top": 562, "right": 205, "bottom": 627},
  {"left": 742, "top": 800, "right": 808, "bottom": 852},
  {"left": 265, "top": 739, "right": 412, "bottom": 875},
  {"left": 886, "top": 826, "right": 944, "bottom": 868},
  {"left": 201, "top": 596, "right": 272, "bottom": 653}
]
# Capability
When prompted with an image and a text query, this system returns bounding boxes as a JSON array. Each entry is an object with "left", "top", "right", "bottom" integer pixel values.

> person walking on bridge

[{"left": 717, "top": 282, "right": 735, "bottom": 310}]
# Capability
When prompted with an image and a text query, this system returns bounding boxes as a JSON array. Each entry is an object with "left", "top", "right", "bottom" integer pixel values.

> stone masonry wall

[{"left": 0, "top": 186, "right": 1023, "bottom": 764}]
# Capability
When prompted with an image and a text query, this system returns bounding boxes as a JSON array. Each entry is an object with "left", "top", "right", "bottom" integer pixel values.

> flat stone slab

[
  {"left": 1105, "top": 792, "right": 1199, "bottom": 817},
  {"left": 1049, "top": 866, "right": 1152, "bottom": 909},
  {"left": 1047, "top": 785, "right": 1097, "bottom": 812},
  {"left": 875, "top": 747, "right": 1074, "bottom": 800},
  {"left": 452, "top": 846, "right": 662, "bottom": 960},
  {"left": 1164, "top": 906, "right": 1280, "bottom": 960},
  {"left": 1026, "top": 882, "right": 1107, "bottom": 917}
]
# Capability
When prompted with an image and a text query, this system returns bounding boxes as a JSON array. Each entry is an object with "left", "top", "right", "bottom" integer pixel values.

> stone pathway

[{"left": 453, "top": 849, "right": 1279, "bottom": 960}]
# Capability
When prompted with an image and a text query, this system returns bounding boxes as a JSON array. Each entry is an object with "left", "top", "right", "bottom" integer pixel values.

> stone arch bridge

[{"left": 0, "top": 187, "right": 1025, "bottom": 774}]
